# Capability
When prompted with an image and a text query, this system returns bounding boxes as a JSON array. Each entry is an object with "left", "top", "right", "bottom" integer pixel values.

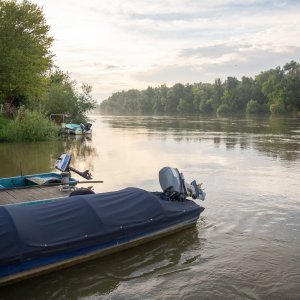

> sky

[{"left": 31, "top": 0, "right": 300, "bottom": 102}]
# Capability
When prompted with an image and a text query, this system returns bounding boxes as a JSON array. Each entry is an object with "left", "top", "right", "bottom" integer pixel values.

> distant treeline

[{"left": 99, "top": 61, "right": 300, "bottom": 115}]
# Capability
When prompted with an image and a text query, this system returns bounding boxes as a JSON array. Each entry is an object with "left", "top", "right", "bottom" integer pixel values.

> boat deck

[{"left": 0, "top": 186, "right": 70, "bottom": 205}]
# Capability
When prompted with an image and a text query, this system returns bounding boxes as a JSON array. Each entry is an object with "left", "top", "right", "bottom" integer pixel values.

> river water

[{"left": 1, "top": 115, "right": 300, "bottom": 299}]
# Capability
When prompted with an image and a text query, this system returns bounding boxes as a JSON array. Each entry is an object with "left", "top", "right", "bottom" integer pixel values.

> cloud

[
  {"left": 133, "top": 65, "right": 206, "bottom": 85},
  {"left": 30, "top": 0, "right": 300, "bottom": 101},
  {"left": 180, "top": 44, "right": 252, "bottom": 59},
  {"left": 133, "top": 46, "right": 300, "bottom": 86},
  {"left": 105, "top": 65, "right": 120, "bottom": 70}
]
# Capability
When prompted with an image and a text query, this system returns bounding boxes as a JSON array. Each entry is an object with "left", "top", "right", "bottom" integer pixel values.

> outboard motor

[
  {"left": 55, "top": 154, "right": 92, "bottom": 180},
  {"left": 159, "top": 167, "right": 205, "bottom": 201},
  {"left": 55, "top": 153, "right": 71, "bottom": 172},
  {"left": 84, "top": 123, "right": 92, "bottom": 131}
]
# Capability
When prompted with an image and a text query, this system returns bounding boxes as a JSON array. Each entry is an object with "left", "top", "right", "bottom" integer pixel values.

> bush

[
  {"left": 270, "top": 101, "right": 286, "bottom": 114},
  {"left": 0, "top": 113, "right": 9, "bottom": 128},
  {"left": 217, "top": 104, "right": 232, "bottom": 115},
  {"left": 0, "top": 113, "right": 10, "bottom": 140},
  {"left": 1, "top": 108, "right": 58, "bottom": 142},
  {"left": 246, "top": 100, "right": 261, "bottom": 114},
  {"left": 246, "top": 100, "right": 269, "bottom": 114},
  {"left": 199, "top": 99, "right": 214, "bottom": 114},
  {"left": 2, "top": 103, "right": 18, "bottom": 118}
]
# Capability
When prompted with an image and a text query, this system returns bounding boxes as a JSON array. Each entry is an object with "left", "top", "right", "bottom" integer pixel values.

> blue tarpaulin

[{"left": 0, "top": 188, "right": 203, "bottom": 266}]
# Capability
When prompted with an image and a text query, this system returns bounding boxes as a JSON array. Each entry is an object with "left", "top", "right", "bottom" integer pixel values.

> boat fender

[{"left": 69, "top": 188, "right": 95, "bottom": 196}]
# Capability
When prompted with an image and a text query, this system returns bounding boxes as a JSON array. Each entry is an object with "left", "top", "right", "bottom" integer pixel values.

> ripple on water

[{"left": 1, "top": 116, "right": 300, "bottom": 299}]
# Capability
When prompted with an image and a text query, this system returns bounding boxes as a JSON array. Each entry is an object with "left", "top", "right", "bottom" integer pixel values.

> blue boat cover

[{"left": 0, "top": 188, "right": 203, "bottom": 266}]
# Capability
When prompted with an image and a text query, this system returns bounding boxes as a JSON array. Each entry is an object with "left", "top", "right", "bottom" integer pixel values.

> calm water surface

[{"left": 1, "top": 115, "right": 300, "bottom": 300}]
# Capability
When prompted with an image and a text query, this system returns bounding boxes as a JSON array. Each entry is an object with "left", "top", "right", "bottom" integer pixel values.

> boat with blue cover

[
  {"left": 0, "top": 166, "right": 206, "bottom": 286},
  {"left": 49, "top": 114, "right": 92, "bottom": 135},
  {"left": 63, "top": 123, "right": 92, "bottom": 135}
]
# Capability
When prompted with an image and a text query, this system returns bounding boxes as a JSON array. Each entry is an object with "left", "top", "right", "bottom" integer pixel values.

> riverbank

[{"left": 0, "top": 109, "right": 58, "bottom": 142}]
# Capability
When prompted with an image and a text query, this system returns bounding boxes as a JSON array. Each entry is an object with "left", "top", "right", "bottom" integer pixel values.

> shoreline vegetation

[
  {"left": 0, "top": 0, "right": 96, "bottom": 142},
  {"left": 0, "top": 108, "right": 58, "bottom": 142},
  {"left": 98, "top": 61, "right": 300, "bottom": 116}
]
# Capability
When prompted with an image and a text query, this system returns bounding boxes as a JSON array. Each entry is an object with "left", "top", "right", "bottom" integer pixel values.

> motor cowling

[
  {"left": 55, "top": 154, "right": 71, "bottom": 172},
  {"left": 85, "top": 123, "right": 92, "bottom": 131},
  {"left": 159, "top": 167, "right": 206, "bottom": 201},
  {"left": 159, "top": 167, "right": 185, "bottom": 200}
]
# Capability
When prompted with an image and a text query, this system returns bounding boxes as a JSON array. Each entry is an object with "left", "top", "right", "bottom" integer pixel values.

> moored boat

[
  {"left": 0, "top": 167, "right": 206, "bottom": 286},
  {"left": 62, "top": 123, "right": 92, "bottom": 135},
  {"left": 0, "top": 154, "right": 94, "bottom": 205},
  {"left": 0, "top": 172, "right": 78, "bottom": 190}
]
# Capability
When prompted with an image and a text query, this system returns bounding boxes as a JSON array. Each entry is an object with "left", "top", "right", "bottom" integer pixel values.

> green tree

[
  {"left": 194, "top": 83, "right": 215, "bottom": 113},
  {"left": 246, "top": 100, "right": 261, "bottom": 114},
  {"left": 177, "top": 84, "right": 194, "bottom": 114},
  {"left": 43, "top": 71, "right": 75, "bottom": 116},
  {"left": 213, "top": 78, "right": 223, "bottom": 108},
  {"left": 0, "top": 0, "right": 53, "bottom": 106},
  {"left": 281, "top": 61, "right": 300, "bottom": 112},
  {"left": 217, "top": 103, "right": 231, "bottom": 115},
  {"left": 138, "top": 87, "right": 154, "bottom": 114},
  {"left": 165, "top": 83, "right": 184, "bottom": 113},
  {"left": 44, "top": 70, "right": 96, "bottom": 123},
  {"left": 253, "top": 73, "right": 269, "bottom": 107},
  {"left": 238, "top": 77, "right": 255, "bottom": 111},
  {"left": 71, "top": 83, "right": 96, "bottom": 123},
  {"left": 259, "top": 67, "right": 285, "bottom": 113},
  {"left": 153, "top": 84, "right": 168, "bottom": 114},
  {"left": 221, "top": 77, "right": 240, "bottom": 112}
]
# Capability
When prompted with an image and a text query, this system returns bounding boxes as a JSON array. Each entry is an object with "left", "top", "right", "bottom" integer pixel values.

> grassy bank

[
  {"left": 0, "top": 114, "right": 8, "bottom": 126},
  {"left": 0, "top": 108, "right": 58, "bottom": 142},
  {"left": 0, "top": 113, "right": 9, "bottom": 140}
]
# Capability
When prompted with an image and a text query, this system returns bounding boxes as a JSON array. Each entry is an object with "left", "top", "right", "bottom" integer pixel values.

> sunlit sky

[{"left": 31, "top": 0, "right": 300, "bottom": 102}]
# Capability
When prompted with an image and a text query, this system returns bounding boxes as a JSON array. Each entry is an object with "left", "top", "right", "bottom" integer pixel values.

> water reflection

[
  {"left": 0, "top": 115, "right": 300, "bottom": 299},
  {"left": 101, "top": 115, "right": 300, "bottom": 161},
  {"left": 0, "top": 135, "right": 97, "bottom": 178},
  {"left": 1, "top": 227, "right": 204, "bottom": 300},
  {"left": 59, "top": 135, "right": 98, "bottom": 173}
]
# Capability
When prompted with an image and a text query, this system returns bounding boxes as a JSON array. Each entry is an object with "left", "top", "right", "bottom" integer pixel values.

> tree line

[
  {"left": 0, "top": 0, "right": 96, "bottom": 125},
  {"left": 99, "top": 61, "right": 300, "bottom": 115}
]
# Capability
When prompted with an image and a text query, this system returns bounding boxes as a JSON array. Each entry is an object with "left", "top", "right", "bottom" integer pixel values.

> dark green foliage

[
  {"left": 270, "top": 100, "right": 286, "bottom": 114},
  {"left": 0, "top": 113, "right": 9, "bottom": 129},
  {"left": 99, "top": 61, "right": 300, "bottom": 116},
  {"left": 246, "top": 100, "right": 268, "bottom": 114},
  {"left": 0, "top": 0, "right": 53, "bottom": 106},
  {"left": 217, "top": 104, "right": 232, "bottom": 115}
]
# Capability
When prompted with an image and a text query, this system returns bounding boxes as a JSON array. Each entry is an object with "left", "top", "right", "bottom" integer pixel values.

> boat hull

[
  {"left": 0, "top": 187, "right": 204, "bottom": 286},
  {"left": 0, "top": 218, "right": 198, "bottom": 286},
  {"left": 0, "top": 172, "right": 77, "bottom": 189}
]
